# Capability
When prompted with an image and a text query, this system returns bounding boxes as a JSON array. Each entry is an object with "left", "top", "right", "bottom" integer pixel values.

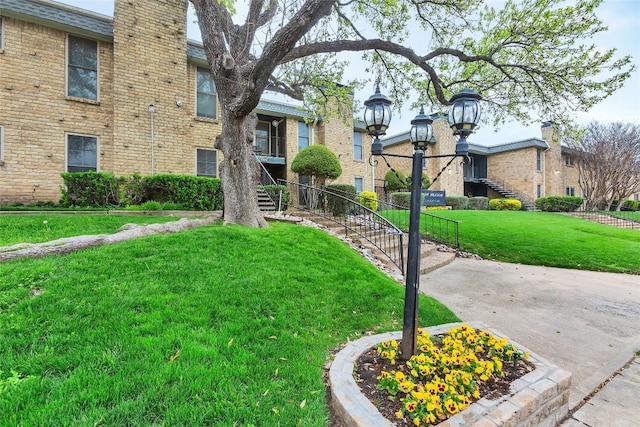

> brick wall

[{"left": 0, "top": 17, "right": 114, "bottom": 203}]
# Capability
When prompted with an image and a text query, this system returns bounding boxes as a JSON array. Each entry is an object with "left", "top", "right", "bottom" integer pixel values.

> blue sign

[{"left": 422, "top": 190, "right": 446, "bottom": 206}]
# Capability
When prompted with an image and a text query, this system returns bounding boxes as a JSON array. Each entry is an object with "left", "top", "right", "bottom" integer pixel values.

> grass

[
  {"left": 413, "top": 210, "right": 639, "bottom": 274},
  {"left": 0, "top": 222, "right": 458, "bottom": 426},
  {"left": 0, "top": 214, "right": 182, "bottom": 247}
]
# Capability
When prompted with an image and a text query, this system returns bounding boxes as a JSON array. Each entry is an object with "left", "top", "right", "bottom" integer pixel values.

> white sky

[{"left": 54, "top": 0, "right": 640, "bottom": 145}]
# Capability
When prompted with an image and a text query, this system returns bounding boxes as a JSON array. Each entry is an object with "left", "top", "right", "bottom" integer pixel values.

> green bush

[
  {"left": 60, "top": 172, "right": 119, "bottom": 207},
  {"left": 407, "top": 173, "right": 431, "bottom": 189},
  {"left": 468, "top": 196, "right": 489, "bottom": 210},
  {"left": 325, "top": 184, "right": 357, "bottom": 216},
  {"left": 118, "top": 173, "right": 145, "bottom": 207},
  {"left": 446, "top": 196, "right": 469, "bottom": 210},
  {"left": 260, "top": 185, "right": 290, "bottom": 211},
  {"left": 359, "top": 191, "right": 378, "bottom": 211},
  {"left": 621, "top": 199, "right": 639, "bottom": 211},
  {"left": 141, "top": 174, "right": 223, "bottom": 210},
  {"left": 489, "top": 198, "right": 522, "bottom": 211},
  {"left": 535, "top": 196, "right": 583, "bottom": 212},
  {"left": 140, "top": 201, "right": 162, "bottom": 211},
  {"left": 384, "top": 170, "right": 409, "bottom": 192},
  {"left": 391, "top": 192, "right": 411, "bottom": 209},
  {"left": 290, "top": 145, "right": 342, "bottom": 182}
]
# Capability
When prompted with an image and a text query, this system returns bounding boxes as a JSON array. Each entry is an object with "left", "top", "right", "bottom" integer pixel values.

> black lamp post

[
  {"left": 364, "top": 87, "right": 481, "bottom": 359},
  {"left": 363, "top": 84, "right": 392, "bottom": 156}
]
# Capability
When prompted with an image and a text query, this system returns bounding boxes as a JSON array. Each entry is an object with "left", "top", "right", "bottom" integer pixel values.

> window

[
  {"left": 298, "top": 122, "right": 309, "bottom": 151},
  {"left": 67, "top": 35, "right": 98, "bottom": 100},
  {"left": 0, "top": 17, "right": 4, "bottom": 50},
  {"left": 564, "top": 155, "right": 574, "bottom": 166},
  {"left": 353, "top": 132, "right": 363, "bottom": 160},
  {"left": 67, "top": 134, "right": 97, "bottom": 172},
  {"left": 565, "top": 187, "right": 575, "bottom": 197},
  {"left": 537, "top": 184, "right": 542, "bottom": 198},
  {"left": 536, "top": 148, "right": 542, "bottom": 171},
  {"left": 354, "top": 177, "right": 364, "bottom": 194},
  {"left": 196, "top": 148, "right": 217, "bottom": 177},
  {"left": 196, "top": 67, "right": 217, "bottom": 119}
]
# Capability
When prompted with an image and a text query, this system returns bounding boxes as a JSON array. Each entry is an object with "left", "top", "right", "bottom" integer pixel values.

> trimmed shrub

[
  {"left": 489, "top": 198, "right": 522, "bottom": 211},
  {"left": 141, "top": 174, "right": 223, "bottom": 210},
  {"left": 391, "top": 192, "right": 411, "bottom": 209},
  {"left": 325, "top": 184, "right": 357, "bottom": 216},
  {"left": 359, "top": 191, "right": 378, "bottom": 211},
  {"left": 621, "top": 199, "right": 639, "bottom": 211},
  {"left": 384, "top": 170, "right": 409, "bottom": 192},
  {"left": 407, "top": 173, "right": 431, "bottom": 189},
  {"left": 260, "top": 185, "right": 290, "bottom": 211},
  {"left": 535, "top": 196, "right": 583, "bottom": 212},
  {"left": 60, "top": 172, "right": 119, "bottom": 207},
  {"left": 469, "top": 196, "right": 489, "bottom": 210},
  {"left": 118, "top": 173, "right": 145, "bottom": 207},
  {"left": 446, "top": 196, "right": 469, "bottom": 210},
  {"left": 290, "top": 145, "right": 342, "bottom": 183}
]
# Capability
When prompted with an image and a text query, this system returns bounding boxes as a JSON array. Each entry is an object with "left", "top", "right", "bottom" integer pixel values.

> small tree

[{"left": 291, "top": 145, "right": 342, "bottom": 208}]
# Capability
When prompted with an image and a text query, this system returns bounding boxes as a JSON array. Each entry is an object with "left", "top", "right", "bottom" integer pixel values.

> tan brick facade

[{"left": 0, "top": 0, "right": 374, "bottom": 205}]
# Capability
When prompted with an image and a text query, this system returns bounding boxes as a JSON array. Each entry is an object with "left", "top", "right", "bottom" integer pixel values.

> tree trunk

[{"left": 215, "top": 110, "right": 269, "bottom": 228}]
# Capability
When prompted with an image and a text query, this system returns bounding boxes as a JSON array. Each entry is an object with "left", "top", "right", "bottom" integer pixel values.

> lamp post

[{"left": 364, "top": 87, "right": 481, "bottom": 359}]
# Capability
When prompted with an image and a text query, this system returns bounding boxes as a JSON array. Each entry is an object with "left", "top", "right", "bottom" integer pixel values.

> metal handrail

[
  {"left": 278, "top": 179, "right": 406, "bottom": 275},
  {"left": 252, "top": 153, "right": 281, "bottom": 210}
]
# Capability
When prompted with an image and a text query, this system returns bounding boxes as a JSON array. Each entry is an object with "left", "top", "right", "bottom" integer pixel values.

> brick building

[
  {"left": 377, "top": 119, "right": 586, "bottom": 209},
  {"left": 0, "top": 0, "right": 374, "bottom": 204}
]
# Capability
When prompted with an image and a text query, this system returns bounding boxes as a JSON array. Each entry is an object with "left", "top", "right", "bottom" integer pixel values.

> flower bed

[{"left": 329, "top": 321, "right": 571, "bottom": 427}]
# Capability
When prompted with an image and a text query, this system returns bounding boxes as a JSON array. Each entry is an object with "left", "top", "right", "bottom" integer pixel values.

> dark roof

[
  {"left": 186, "top": 40, "right": 208, "bottom": 64},
  {"left": 1, "top": 0, "right": 113, "bottom": 40},
  {"left": 256, "top": 99, "right": 314, "bottom": 120}
]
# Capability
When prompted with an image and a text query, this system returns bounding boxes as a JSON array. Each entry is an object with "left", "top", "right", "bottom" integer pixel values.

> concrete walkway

[{"left": 420, "top": 258, "right": 640, "bottom": 425}]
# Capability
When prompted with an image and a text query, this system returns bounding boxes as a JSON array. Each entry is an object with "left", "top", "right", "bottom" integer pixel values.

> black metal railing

[
  {"left": 568, "top": 209, "right": 640, "bottom": 229},
  {"left": 278, "top": 179, "right": 406, "bottom": 275}
]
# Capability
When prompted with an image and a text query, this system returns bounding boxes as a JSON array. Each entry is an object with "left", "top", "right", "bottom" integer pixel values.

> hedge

[
  {"left": 60, "top": 172, "right": 223, "bottom": 210},
  {"left": 141, "top": 174, "right": 223, "bottom": 210},
  {"left": 325, "top": 184, "right": 357, "bottom": 216},
  {"left": 60, "top": 172, "right": 119, "bottom": 207},
  {"left": 469, "top": 196, "right": 489, "bottom": 210},
  {"left": 446, "top": 196, "right": 469, "bottom": 210},
  {"left": 359, "top": 191, "right": 378, "bottom": 211},
  {"left": 621, "top": 199, "right": 639, "bottom": 211},
  {"left": 535, "top": 196, "right": 583, "bottom": 212},
  {"left": 489, "top": 198, "right": 522, "bottom": 211},
  {"left": 391, "top": 192, "right": 411, "bottom": 209}
]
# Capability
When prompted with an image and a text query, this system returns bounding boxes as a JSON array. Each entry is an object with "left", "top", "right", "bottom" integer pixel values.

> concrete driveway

[{"left": 420, "top": 258, "right": 640, "bottom": 410}]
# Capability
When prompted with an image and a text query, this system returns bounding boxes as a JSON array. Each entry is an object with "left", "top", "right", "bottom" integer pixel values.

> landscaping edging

[{"left": 329, "top": 321, "right": 571, "bottom": 427}]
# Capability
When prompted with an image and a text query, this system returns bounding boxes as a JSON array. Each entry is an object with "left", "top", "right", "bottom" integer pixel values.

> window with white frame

[
  {"left": 67, "top": 134, "right": 97, "bottom": 172},
  {"left": 1, "top": 17, "right": 4, "bottom": 50},
  {"left": 196, "top": 67, "right": 217, "bottom": 119},
  {"left": 67, "top": 35, "right": 98, "bottom": 100},
  {"left": 565, "top": 187, "right": 575, "bottom": 197},
  {"left": 196, "top": 148, "right": 217, "bottom": 177},
  {"left": 353, "top": 132, "right": 363, "bottom": 160},
  {"left": 354, "top": 177, "right": 364, "bottom": 194},
  {"left": 564, "top": 155, "right": 574, "bottom": 166}
]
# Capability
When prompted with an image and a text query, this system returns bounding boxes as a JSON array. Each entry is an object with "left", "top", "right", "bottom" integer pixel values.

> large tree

[
  {"left": 189, "top": 0, "right": 633, "bottom": 227},
  {"left": 567, "top": 121, "right": 640, "bottom": 210}
]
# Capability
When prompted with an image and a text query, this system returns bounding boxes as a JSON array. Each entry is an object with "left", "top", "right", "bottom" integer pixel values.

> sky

[{"left": 54, "top": 0, "right": 640, "bottom": 145}]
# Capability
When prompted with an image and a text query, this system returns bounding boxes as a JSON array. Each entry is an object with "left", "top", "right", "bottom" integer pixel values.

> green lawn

[
  {"left": 424, "top": 210, "right": 640, "bottom": 274},
  {"left": 0, "top": 214, "right": 182, "bottom": 247},
  {"left": 1, "top": 222, "right": 457, "bottom": 426}
]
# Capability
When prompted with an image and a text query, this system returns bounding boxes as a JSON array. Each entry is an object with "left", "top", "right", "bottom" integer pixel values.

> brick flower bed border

[{"left": 329, "top": 321, "right": 571, "bottom": 427}]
